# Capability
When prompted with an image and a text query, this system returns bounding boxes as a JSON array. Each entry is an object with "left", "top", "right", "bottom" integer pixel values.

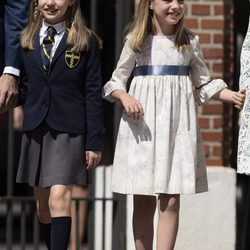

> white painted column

[{"left": 94, "top": 166, "right": 113, "bottom": 250}]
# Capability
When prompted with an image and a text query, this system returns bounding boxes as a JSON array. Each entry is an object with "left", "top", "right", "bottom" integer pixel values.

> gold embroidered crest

[{"left": 65, "top": 51, "right": 80, "bottom": 68}]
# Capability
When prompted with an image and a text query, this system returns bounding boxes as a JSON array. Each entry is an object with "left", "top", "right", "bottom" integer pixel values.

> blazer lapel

[
  {"left": 34, "top": 31, "right": 48, "bottom": 78},
  {"left": 50, "top": 32, "right": 68, "bottom": 69}
]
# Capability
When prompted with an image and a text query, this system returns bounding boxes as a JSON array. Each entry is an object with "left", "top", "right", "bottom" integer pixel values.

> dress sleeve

[
  {"left": 239, "top": 26, "right": 250, "bottom": 91},
  {"left": 189, "top": 35, "right": 227, "bottom": 104},
  {"left": 103, "top": 39, "right": 136, "bottom": 102}
]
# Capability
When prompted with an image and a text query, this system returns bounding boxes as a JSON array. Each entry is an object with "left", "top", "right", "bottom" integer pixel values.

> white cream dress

[
  {"left": 237, "top": 11, "right": 250, "bottom": 175},
  {"left": 103, "top": 33, "right": 227, "bottom": 195}
]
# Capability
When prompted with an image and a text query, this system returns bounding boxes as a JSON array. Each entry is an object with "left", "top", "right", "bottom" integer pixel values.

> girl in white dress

[{"left": 103, "top": 0, "right": 246, "bottom": 249}]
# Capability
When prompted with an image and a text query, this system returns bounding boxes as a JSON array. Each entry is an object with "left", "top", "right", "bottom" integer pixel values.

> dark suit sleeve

[
  {"left": 4, "top": 0, "right": 29, "bottom": 69},
  {"left": 0, "top": 5, "right": 4, "bottom": 73},
  {"left": 85, "top": 35, "right": 104, "bottom": 151}
]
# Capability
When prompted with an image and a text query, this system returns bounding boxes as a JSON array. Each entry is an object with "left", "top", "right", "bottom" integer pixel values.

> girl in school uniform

[
  {"left": 103, "top": 0, "right": 245, "bottom": 249},
  {"left": 16, "top": 0, "right": 103, "bottom": 249}
]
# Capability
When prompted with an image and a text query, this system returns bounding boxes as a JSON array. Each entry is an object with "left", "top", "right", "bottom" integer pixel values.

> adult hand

[
  {"left": 85, "top": 150, "right": 102, "bottom": 170},
  {"left": 0, "top": 74, "right": 18, "bottom": 113},
  {"left": 233, "top": 89, "right": 246, "bottom": 110}
]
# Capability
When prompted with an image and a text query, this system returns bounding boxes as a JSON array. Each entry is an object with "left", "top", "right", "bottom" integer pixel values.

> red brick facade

[
  {"left": 185, "top": 1, "right": 234, "bottom": 166},
  {"left": 135, "top": 0, "right": 235, "bottom": 166}
]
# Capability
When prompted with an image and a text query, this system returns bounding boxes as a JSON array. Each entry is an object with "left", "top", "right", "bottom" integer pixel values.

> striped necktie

[{"left": 41, "top": 26, "right": 57, "bottom": 72}]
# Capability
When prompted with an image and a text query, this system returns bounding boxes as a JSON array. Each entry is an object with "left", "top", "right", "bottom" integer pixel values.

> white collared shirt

[
  {"left": 3, "top": 66, "right": 20, "bottom": 77},
  {"left": 39, "top": 20, "right": 66, "bottom": 59},
  {"left": 3, "top": 20, "right": 66, "bottom": 77}
]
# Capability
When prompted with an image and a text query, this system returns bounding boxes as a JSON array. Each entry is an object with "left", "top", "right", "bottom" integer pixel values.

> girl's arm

[
  {"left": 85, "top": 34, "right": 103, "bottom": 152},
  {"left": 103, "top": 38, "right": 144, "bottom": 119},
  {"left": 212, "top": 88, "right": 246, "bottom": 109},
  {"left": 190, "top": 35, "right": 228, "bottom": 104},
  {"left": 85, "top": 150, "right": 102, "bottom": 169},
  {"left": 111, "top": 89, "right": 144, "bottom": 119},
  {"left": 103, "top": 39, "right": 136, "bottom": 102}
]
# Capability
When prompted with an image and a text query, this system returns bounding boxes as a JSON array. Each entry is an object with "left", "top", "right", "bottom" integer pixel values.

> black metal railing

[{"left": 0, "top": 195, "right": 118, "bottom": 250}]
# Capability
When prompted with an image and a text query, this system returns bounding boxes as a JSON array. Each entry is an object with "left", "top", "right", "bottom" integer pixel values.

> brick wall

[
  {"left": 185, "top": 0, "right": 234, "bottom": 166},
  {"left": 134, "top": 0, "right": 234, "bottom": 166}
]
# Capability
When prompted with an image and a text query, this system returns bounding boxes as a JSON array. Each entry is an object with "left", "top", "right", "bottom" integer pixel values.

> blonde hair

[
  {"left": 126, "top": 0, "right": 190, "bottom": 52},
  {"left": 20, "top": 0, "right": 102, "bottom": 53}
]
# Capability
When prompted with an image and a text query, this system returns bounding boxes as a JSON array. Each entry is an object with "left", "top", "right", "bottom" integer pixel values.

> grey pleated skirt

[{"left": 16, "top": 122, "right": 90, "bottom": 188}]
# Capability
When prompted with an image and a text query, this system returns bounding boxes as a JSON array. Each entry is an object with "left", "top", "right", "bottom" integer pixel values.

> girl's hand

[
  {"left": 85, "top": 150, "right": 102, "bottom": 170},
  {"left": 119, "top": 92, "right": 144, "bottom": 119},
  {"left": 212, "top": 88, "right": 246, "bottom": 110},
  {"left": 233, "top": 89, "right": 246, "bottom": 110}
]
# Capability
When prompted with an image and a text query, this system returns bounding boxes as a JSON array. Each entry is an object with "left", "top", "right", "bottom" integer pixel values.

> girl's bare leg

[
  {"left": 34, "top": 186, "right": 51, "bottom": 223},
  {"left": 49, "top": 184, "right": 73, "bottom": 217},
  {"left": 49, "top": 184, "right": 73, "bottom": 250},
  {"left": 133, "top": 195, "right": 156, "bottom": 250},
  {"left": 34, "top": 187, "right": 51, "bottom": 249},
  {"left": 70, "top": 185, "right": 89, "bottom": 250},
  {"left": 156, "top": 194, "right": 180, "bottom": 250}
]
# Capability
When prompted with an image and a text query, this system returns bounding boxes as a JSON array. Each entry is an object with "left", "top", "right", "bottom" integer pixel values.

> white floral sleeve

[
  {"left": 103, "top": 39, "right": 136, "bottom": 102},
  {"left": 189, "top": 35, "right": 227, "bottom": 104},
  {"left": 239, "top": 29, "right": 250, "bottom": 91}
]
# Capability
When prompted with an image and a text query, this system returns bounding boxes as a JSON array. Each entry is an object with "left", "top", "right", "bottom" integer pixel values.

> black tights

[{"left": 40, "top": 216, "right": 71, "bottom": 250}]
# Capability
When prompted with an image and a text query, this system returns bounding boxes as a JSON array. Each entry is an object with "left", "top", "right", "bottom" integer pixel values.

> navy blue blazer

[
  {"left": 0, "top": 0, "right": 29, "bottom": 73},
  {"left": 19, "top": 31, "right": 103, "bottom": 151}
]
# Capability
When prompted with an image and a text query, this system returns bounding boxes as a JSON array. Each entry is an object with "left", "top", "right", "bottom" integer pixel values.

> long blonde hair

[
  {"left": 20, "top": 0, "right": 102, "bottom": 53},
  {"left": 126, "top": 0, "right": 190, "bottom": 52}
]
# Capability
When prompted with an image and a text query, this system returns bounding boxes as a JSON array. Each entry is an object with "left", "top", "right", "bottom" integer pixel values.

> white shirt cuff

[{"left": 3, "top": 67, "right": 20, "bottom": 77}]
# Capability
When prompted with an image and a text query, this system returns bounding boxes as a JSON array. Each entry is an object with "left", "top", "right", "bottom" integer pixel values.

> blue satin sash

[{"left": 134, "top": 65, "right": 190, "bottom": 76}]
